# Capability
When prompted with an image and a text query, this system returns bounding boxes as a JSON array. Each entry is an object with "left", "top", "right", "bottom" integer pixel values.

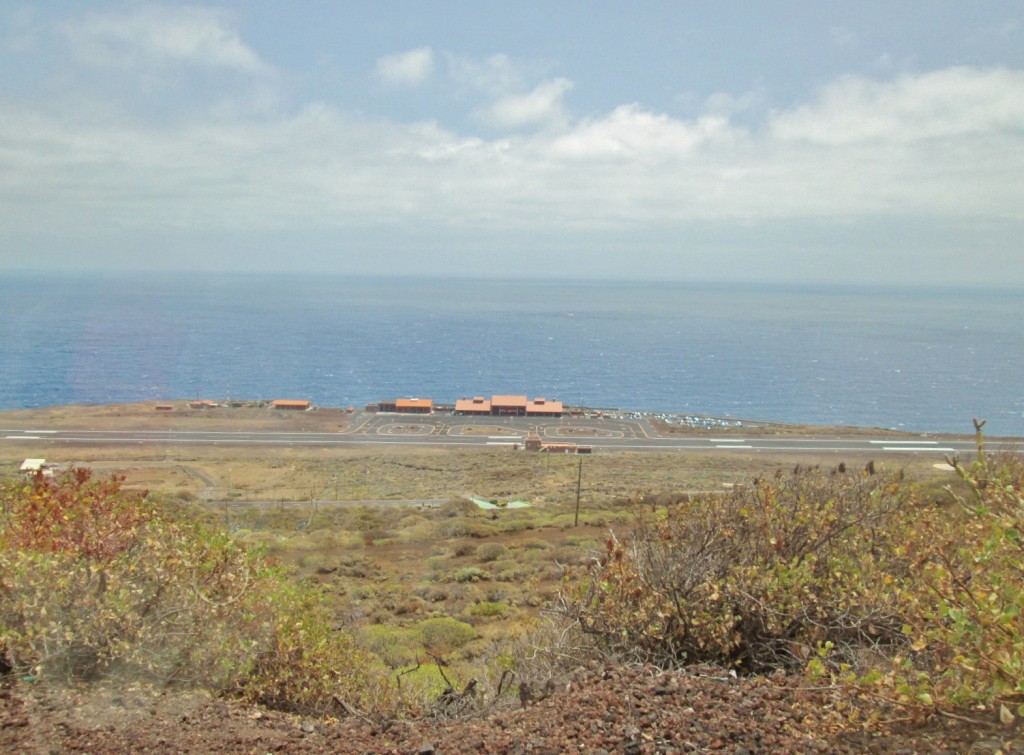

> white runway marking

[
  {"left": 870, "top": 440, "right": 938, "bottom": 445},
  {"left": 6, "top": 435, "right": 39, "bottom": 439},
  {"left": 714, "top": 444, "right": 753, "bottom": 449},
  {"left": 881, "top": 447, "right": 955, "bottom": 452}
]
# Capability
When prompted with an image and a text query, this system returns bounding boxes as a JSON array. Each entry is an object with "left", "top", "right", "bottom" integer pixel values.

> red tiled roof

[
  {"left": 526, "top": 398, "right": 563, "bottom": 413},
  {"left": 455, "top": 398, "right": 491, "bottom": 412},
  {"left": 396, "top": 398, "right": 433, "bottom": 409},
  {"left": 491, "top": 395, "right": 528, "bottom": 408}
]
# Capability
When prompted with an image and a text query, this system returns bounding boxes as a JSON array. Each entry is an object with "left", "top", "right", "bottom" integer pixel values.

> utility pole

[{"left": 574, "top": 456, "right": 583, "bottom": 527}]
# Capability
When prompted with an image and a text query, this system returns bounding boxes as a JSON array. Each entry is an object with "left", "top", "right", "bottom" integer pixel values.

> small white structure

[{"left": 20, "top": 459, "right": 52, "bottom": 476}]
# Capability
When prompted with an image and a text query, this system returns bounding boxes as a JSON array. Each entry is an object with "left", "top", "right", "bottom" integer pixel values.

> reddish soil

[{"left": 3, "top": 666, "right": 1020, "bottom": 754}]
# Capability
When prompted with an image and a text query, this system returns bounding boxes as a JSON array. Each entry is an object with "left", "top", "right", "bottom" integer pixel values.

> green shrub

[
  {"left": 424, "top": 555, "right": 448, "bottom": 574},
  {"left": 436, "top": 520, "right": 496, "bottom": 539},
  {"left": 467, "top": 600, "right": 507, "bottom": 618},
  {"left": 475, "top": 543, "right": 509, "bottom": 562},
  {"left": 360, "top": 625, "right": 417, "bottom": 667},
  {"left": 904, "top": 421, "right": 1024, "bottom": 712},
  {"left": 453, "top": 566, "right": 488, "bottom": 583},
  {"left": 413, "top": 617, "right": 477, "bottom": 654},
  {"left": 395, "top": 662, "right": 466, "bottom": 700}
]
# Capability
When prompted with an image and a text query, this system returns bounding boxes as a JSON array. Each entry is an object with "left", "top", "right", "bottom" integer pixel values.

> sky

[{"left": 2, "top": 1, "right": 1023, "bottom": 285}]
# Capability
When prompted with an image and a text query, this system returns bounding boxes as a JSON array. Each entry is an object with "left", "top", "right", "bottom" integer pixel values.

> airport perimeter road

[{"left": 0, "top": 424, "right": 1001, "bottom": 457}]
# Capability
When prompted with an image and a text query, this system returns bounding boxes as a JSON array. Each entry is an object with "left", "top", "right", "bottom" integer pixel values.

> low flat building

[
  {"left": 491, "top": 395, "right": 529, "bottom": 416},
  {"left": 396, "top": 398, "right": 433, "bottom": 414},
  {"left": 454, "top": 394, "right": 563, "bottom": 417},
  {"left": 525, "top": 398, "right": 563, "bottom": 417},
  {"left": 454, "top": 396, "right": 492, "bottom": 414},
  {"left": 272, "top": 399, "right": 311, "bottom": 410},
  {"left": 20, "top": 459, "right": 53, "bottom": 476},
  {"left": 541, "top": 442, "right": 577, "bottom": 454}
]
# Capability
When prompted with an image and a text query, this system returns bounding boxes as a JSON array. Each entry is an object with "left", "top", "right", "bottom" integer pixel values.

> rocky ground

[{"left": 3, "top": 665, "right": 1020, "bottom": 754}]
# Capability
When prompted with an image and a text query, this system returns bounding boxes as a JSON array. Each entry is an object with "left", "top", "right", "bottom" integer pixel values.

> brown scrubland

[{"left": 1, "top": 406, "right": 1022, "bottom": 752}]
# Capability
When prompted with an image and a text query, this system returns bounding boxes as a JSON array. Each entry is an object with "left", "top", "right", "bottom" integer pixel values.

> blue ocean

[{"left": 1, "top": 272, "right": 1021, "bottom": 436}]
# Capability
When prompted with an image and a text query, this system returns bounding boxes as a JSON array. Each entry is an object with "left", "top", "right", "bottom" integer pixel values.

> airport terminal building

[
  {"left": 376, "top": 394, "right": 564, "bottom": 417},
  {"left": 454, "top": 395, "right": 563, "bottom": 417}
]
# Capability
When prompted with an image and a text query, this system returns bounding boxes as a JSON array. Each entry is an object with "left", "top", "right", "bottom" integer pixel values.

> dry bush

[
  {"left": 0, "top": 469, "right": 391, "bottom": 716},
  {"left": 360, "top": 527, "right": 395, "bottom": 545},
  {"left": 491, "top": 559, "right": 535, "bottom": 583},
  {"left": 549, "top": 545, "right": 594, "bottom": 567},
  {"left": 477, "top": 617, "right": 601, "bottom": 709},
  {"left": 450, "top": 539, "right": 477, "bottom": 557},
  {"left": 435, "top": 519, "right": 496, "bottom": 539},
  {"left": 438, "top": 499, "right": 478, "bottom": 517},
  {"left": 558, "top": 464, "right": 916, "bottom": 673}
]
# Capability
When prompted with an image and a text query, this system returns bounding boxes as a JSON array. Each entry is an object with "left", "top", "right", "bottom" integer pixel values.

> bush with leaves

[
  {"left": 475, "top": 542, "right": 509, "bottom": 563},
  {"left": 453, "top": 566, "right": 488, "bottom": 583},
  {"left": 0, "top": 469, "right": 389, "bottom": 715},
  {"left": 558, "top": 464, "right": 917, "bottom": 673},
  {"left": 903, "top": 421, "right": 1024, "bottom": 715}
]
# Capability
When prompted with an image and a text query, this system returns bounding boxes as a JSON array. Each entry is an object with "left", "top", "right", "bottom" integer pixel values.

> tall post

[{"left": 574, "top": 456, "right": 583, "bottom": 527}]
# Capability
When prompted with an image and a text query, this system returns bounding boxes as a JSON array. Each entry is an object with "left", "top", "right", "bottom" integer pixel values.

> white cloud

[
  {"left": 447, "top": 53, "right": 526, "bottom": 96},
  {"left": 549, "top": 104, "right": 733, "bottom": 159},
  {"left": 770, "top": 67, "right": 1024, "bottom": 144},
  {"left": 1, "top": 65, "right": 1022, "bottom": 259},
  {"left": 477, "top": 77, "right": 573, "bottom": 129},
  {"left": 375, "top": 47, "right": 434, "bottom": 87},
  {"left": 64, "top": 3, "right": 268, "bottom": 74},
  {"left": 704, "top": 88, "right": 765, "bottom": 116}
]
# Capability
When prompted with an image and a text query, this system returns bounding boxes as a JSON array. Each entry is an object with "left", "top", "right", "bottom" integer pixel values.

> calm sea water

[{"left": 1, "top": 272, "right": 1021, "bottom": 436}]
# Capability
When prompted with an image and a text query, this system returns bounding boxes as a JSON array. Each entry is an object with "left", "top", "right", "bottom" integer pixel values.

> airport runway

[{"left": 0, "top": 423, "right": 992, "bottom": 456}]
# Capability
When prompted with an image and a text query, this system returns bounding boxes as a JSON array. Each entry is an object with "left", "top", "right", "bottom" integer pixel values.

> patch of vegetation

[
  {"left": 453, "top": 566, "right": 489, "bottom": 583},
  {"left": 4, "top": 427, "right": 1021, "bottom": 725},
  {"left": 555, "top": 425, "right": 1024, "bottom": 719},
  {"left": 467, "top": 600, "right": 508, "bottom": 618},
  {"left": 560, "top": 463, "right": 914, "bottom": 672},
  {"left": 414, "top": 617, "right": 478, "bottom": 654},
  {"left": 0, "top": 469, "right": 389, "bottom": 715},
  {"left": 906, "top": 421, "right": 1024, "bottom": 712},
  {"left": 475, "top": 542, "right": 509, "bottom": 562}
]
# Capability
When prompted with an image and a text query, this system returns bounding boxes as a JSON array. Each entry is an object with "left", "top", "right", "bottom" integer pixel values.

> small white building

[{"left": 20, "top": 458, "right": 52, "bottom": 476}]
